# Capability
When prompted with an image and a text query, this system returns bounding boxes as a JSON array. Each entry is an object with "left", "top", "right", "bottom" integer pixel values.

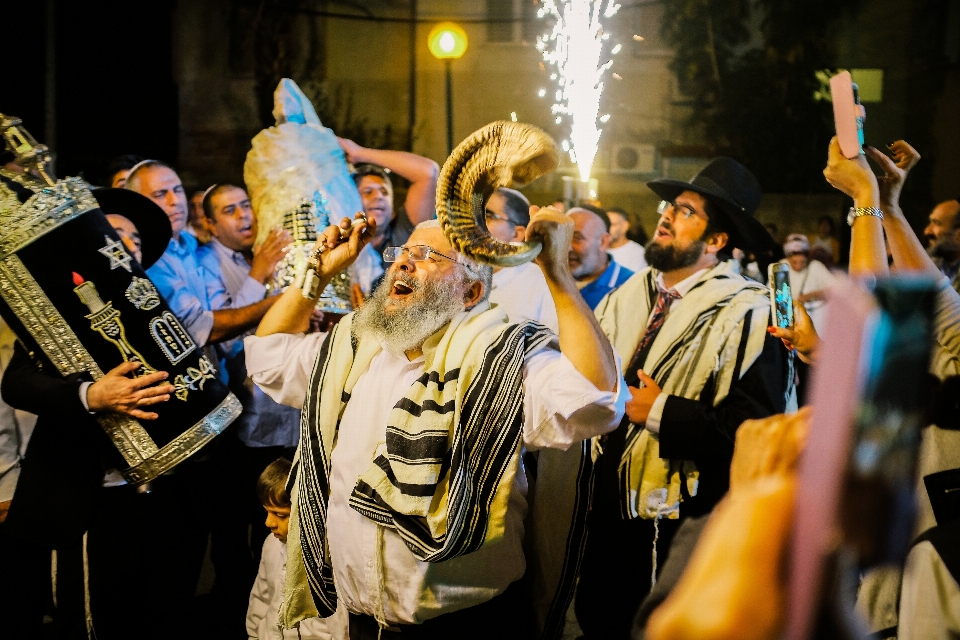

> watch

[{"left": 847, "top": 206, "right": 883, "bottom": 226}]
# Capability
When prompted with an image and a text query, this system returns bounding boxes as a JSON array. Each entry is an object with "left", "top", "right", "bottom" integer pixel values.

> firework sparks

[{"left": 537, "top": 0, "right": 621, "bottom": 182}]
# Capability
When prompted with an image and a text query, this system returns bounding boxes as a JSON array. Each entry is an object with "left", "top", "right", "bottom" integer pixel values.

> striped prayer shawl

[
  {"left": 349, "top": 313, "right": 554, "bottom": 561},
  {"left": 931, "top": 276, "right": 960, "bottom": 379},
  {"left": 595, "top": 261, "right": 778, "bottom": 519},
  {"left": 280, "top": 302, "right": 560, "bottom": 625}
]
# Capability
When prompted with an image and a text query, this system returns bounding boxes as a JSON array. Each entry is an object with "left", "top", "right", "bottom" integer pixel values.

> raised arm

[
  {"left": 822, "top": 137, "right": 888, "bottom": 277},
  {"left": 338, "top": 137, "right": 439, "bottom": 223},
  {"left": 208, "top": 298, "right": 279, "bottom": 342},
  {"left": 864, "top": 141, "right": 941, "bottom": 276},
  {"left": 526, "top": 206, "right": 619, "bottom": 392}
]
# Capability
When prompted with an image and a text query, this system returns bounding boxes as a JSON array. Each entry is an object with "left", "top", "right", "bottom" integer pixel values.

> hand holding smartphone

[{"left": 830, "top": 71, "right": 866, "bottom": 159}]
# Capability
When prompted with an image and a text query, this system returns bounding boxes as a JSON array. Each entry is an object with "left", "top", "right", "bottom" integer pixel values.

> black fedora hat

[
  {"left": 92, "top": 188, "right": 171, "bottom": 269},
  {"left": 646, "top": 157, "right": 774, "bottom": 253}
]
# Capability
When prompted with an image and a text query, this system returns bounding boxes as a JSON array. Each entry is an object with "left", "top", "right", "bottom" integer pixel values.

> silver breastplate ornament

[{"left": 270, "top": 196, "right": 352, "bottom": 313}]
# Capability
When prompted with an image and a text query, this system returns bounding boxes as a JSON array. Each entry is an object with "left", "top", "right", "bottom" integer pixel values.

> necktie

[{"left": 626, "top": 284, "right": 680, "bottom": 385}]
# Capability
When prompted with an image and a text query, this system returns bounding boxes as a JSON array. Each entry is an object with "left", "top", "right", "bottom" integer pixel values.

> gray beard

[
  {"left": 352, "top": 272, "right": 467, "bottom": 354},
  {"left": 644, "top": 238, "right": 707, "bottom": 272}
]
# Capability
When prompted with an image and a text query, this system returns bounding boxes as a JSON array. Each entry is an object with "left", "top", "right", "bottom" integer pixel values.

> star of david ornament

[{"left": 98, "top": 235, "right": 133, "bottom": 272}]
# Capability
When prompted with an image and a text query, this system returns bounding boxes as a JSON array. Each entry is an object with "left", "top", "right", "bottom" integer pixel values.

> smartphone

[
  {"left": 830, "top": 70, "right": 866, "bottom": 159},
  {"left": 769, "top": 262, "right": 794, "bottom": 328}
]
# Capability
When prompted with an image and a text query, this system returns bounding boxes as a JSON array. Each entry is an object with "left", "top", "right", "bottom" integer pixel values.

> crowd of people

[{"left": 0, "top": 122, "right": 958, "bottom": 640}]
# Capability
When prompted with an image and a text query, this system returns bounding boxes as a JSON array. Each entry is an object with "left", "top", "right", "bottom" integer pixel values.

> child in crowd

[{"left": 247, "top": 458, "right": 344, "bottom": 640}]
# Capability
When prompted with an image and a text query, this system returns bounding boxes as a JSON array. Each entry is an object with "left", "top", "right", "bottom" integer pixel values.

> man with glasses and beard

[
  {"left": 574, "top": 158, "right": 794, "bottom": 640},
  {"left": 244, "top": 212, "right": 627, "bottom": 639}
]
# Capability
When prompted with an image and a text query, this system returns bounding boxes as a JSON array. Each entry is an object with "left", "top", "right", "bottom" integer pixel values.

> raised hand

[
  {"left": 822, "top": 136, "right": 879, "bottom": 206},
  {"left": 337, "top": 137, "right": 364, "bottom": 164},
  {"left": 864, "top": 140, "right": 920, "bottom": 209},
  {"left": 86, "top": 361, "right": 175, "bottom": 420},
  {"left": 526, "top": 205, "right": 574, "bottom": 282},
  {"left": 314, "top": 213, "right": 376, "bottom": 280},
  {"left": 249, "top": 227, "right": 293, "bottom": 284}
]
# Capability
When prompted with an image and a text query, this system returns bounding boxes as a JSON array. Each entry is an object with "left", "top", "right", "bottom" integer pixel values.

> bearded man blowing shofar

[{"left": 244, "top": 209, "right": 626, "bottom": 639}]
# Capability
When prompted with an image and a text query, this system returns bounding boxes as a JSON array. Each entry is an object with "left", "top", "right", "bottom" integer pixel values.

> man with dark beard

[
  {"left": 244, "top": 213, "right": 626, "bottom": 639},
  {"left": 574, "top": 158, "right": 794, "bottom": 640},
  {"left": 924, "top": 198, "right": 960, "bottom": 293}
]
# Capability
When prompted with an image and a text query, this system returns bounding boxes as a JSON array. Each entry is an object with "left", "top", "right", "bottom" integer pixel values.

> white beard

[{"left": 352, "top": 271, "right": 467, "bottom": 354}]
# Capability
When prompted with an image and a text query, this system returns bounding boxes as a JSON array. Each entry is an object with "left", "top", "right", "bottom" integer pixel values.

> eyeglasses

[
  {"left": 484, "top": 210, "right": 519, "bottom": 226},
  {"left": 657, "top": 199, "right": 700, "bottom": 220},
  {"left": 383, "top": 245, "right": 460, "bottom": 264}
]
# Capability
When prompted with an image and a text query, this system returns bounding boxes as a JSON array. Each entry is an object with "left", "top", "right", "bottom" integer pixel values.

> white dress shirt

[
  {"left": 245, "top": 329, "right": 625, "bottom": 623},
  {"left": 609, "top": 240, "right": 648, "bottom": 274},
  {"left": 490, "top": 262, "right": 559, "bottom": 333},
  {"left": 641, "top": 268, "right": 709, "bottom": 434}
]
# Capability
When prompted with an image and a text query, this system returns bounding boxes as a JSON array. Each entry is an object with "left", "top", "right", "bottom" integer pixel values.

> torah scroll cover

[{"left": 0, "top": 181, "right": 240, "bottom": 485}]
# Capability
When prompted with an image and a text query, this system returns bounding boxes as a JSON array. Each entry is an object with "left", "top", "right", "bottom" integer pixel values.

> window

[
  {"left": 486, "top": 0, "right": 543, "bottom": 44},
  {"left": 486, "top": 0, "right": 514, "bottom": 43}
]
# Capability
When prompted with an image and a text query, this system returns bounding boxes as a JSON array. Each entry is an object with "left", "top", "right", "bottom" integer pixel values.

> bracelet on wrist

[{"left": 847, "top": 206, "right": 883, "bottom": 226}]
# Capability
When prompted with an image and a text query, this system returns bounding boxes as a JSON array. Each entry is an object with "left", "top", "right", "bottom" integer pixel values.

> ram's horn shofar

[{"left": 437, "top": 121, "right": 561, "bottom": 267}]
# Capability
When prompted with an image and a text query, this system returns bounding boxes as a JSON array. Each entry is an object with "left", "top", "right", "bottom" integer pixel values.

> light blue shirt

[
  {"left": 197, "top": 239, "right": 300, "bottom": 448},
  {"left": 146, "top": 232, "right": 214, "bottom": 346},
  {"left": 197, "top": 239, "right": 268, "bottom": 359}
]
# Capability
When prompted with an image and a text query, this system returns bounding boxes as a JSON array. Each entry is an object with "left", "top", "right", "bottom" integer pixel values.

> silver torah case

[
  {"left": 270, "top": 195, "right": 352, "bottom": 314},
  {"left": 0, "top": 114, "right": 242, "bottom": 486}
]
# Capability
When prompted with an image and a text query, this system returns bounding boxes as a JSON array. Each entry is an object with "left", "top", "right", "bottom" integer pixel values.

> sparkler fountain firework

[{"left": 537, "top": 0, "right": 621, "bottom": 183}]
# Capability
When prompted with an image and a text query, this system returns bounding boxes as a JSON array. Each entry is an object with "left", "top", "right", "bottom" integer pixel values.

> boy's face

[{"left": 264, "top": 504, "right": 291, "bottom": 543}]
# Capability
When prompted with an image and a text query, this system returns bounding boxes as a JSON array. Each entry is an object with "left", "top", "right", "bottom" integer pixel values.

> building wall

[{"left": 171, "top": 0, "right": 955, "bottom": 245}]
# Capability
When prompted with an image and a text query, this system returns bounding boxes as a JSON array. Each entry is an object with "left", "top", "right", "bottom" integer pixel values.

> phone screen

[
  {"left": 769, "top": 263, "right": 794, "bottom": 328},
  {"left": 852, "top": 83, "right": 865, "bottom": 153}
]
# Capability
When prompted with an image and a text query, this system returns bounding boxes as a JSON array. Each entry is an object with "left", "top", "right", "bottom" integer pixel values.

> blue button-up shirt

[
  {"left": 146, "top": 232, "right": 214, "bottom": 346},
  {"left": 579, "top": 256, "right": 634, "bottom": 310},
  {"left": 197, "top": 239, "right": 300, "bottom": 448}
]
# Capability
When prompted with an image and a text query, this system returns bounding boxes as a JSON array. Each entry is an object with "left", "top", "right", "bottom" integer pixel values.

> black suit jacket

[
  {"left": 1, "top": 342, "right": 111, "bottom": 546},
  {"left": 658, "top": 329, "right": 790, "bottom": 516}
]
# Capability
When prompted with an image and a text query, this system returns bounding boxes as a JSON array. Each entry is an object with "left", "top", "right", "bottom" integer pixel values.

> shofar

[{"left": 437, "top": 121, "right": 560, "bottom": 267}]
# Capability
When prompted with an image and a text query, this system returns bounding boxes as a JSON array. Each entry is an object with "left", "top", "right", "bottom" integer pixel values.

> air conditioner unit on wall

[{"left": 610, "top": 143, "right": 657, "bottom": 174}]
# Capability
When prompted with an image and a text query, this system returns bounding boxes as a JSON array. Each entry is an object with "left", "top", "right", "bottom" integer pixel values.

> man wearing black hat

[{"left": 574, "top": 158, "right": 794, "bottom": 640}]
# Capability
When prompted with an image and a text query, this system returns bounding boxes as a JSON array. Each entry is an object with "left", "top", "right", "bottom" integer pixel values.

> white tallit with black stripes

[
  {"left": 279, "top": 302, "right": 584, "bottom": 632},
  {"left": 595, "top": 261, "right": 776, "bottom": 520}
]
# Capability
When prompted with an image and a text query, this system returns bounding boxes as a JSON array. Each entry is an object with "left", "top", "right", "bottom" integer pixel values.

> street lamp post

[
  {"left": 428, "top": 22, "right": 467, "bottom": 155},
  {"left": 444, "top": 58, "right": 453, "bottom": 155}
]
